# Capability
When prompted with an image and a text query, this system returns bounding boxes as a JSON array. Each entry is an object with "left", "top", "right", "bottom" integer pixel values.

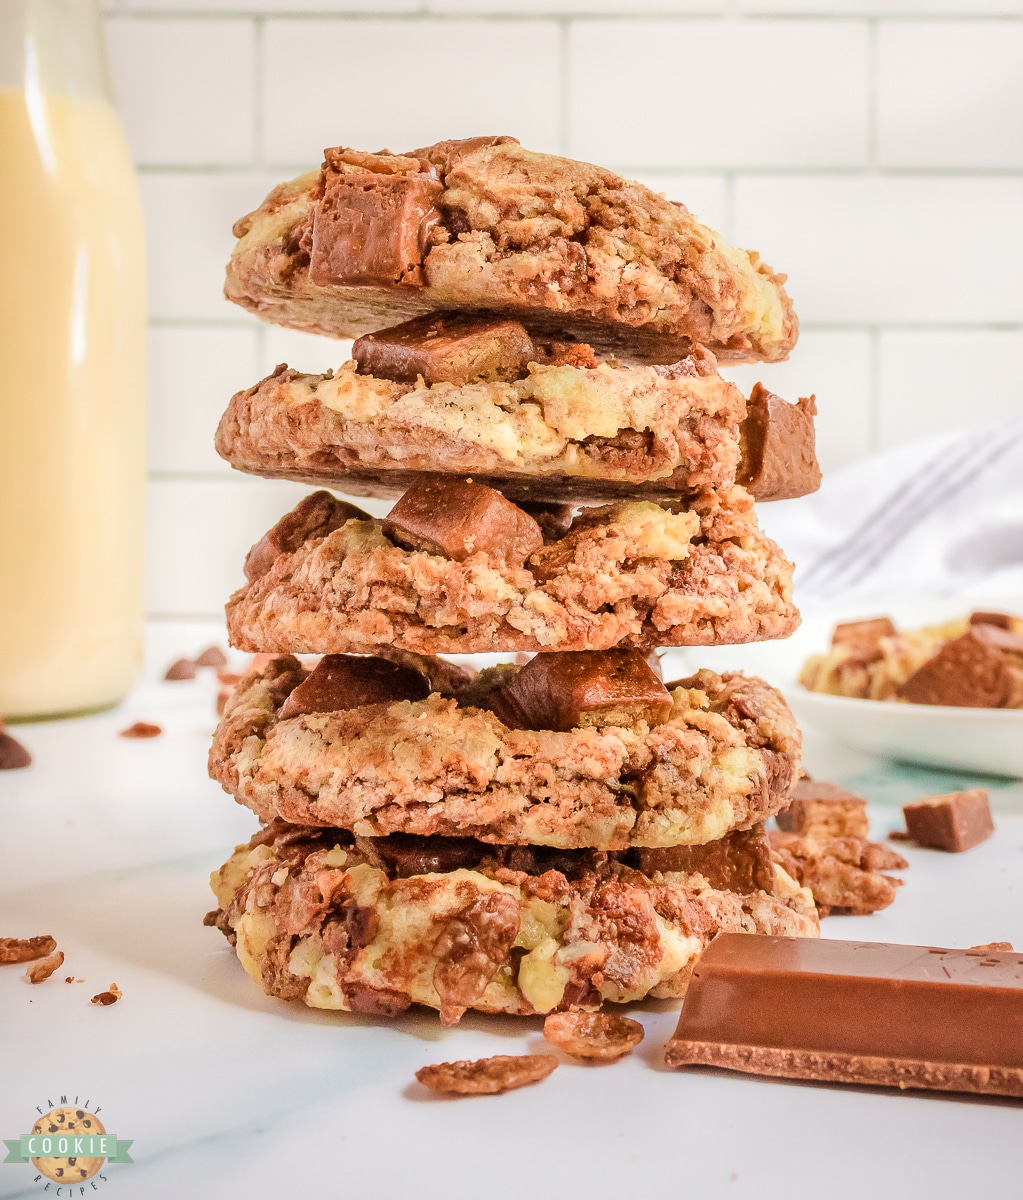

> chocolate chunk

[
  {"left": 737, "top": 384, "right": 822, "bottom": 502},
  {"left": 164, "top": 657, "right": 197, "bottom": 681},
  {"left": 902, "top": 789, "right": 994, "bottom": 853},
  {"left": 195, "top": 645, "right": 229, "bottom": 669},
  {"left": 633, "top": 825, "right": 775, "bottom": 894},
  {"left": 830, "top": 617, "right": 897, "bottom": 665},
  {"left": 244, "top": 490, "right": 369, "bottom": 582},
  {"left": 969, "top": 611, "right": 1013, "bottom": 629},
  {"left": 352, "top": 313, "right": 535, "bottom": 385},
  {"left": 382, "top": 478, "right": 543, "bottom": 565},
  {"left": 518, "top": 501, "right": 575, "bottom": 544},
  {"left": 488, "top": 649, "right": 673, "bottom": 732},
  {"left": 898, "top": 625, "right": 1021, "bottom": 707},
  {"left": 355, "top": 833, "right": 486, "bottom": 878},
  {"left": 278, "top": 654, "right": 431, "bottom": 720},
  {"left": 309, "top": 155, "right": 443, "bottom": 288},
  {"left": 775, "top": 779, "right": 869, "bottom": 839},
  {"left": 0, "top": 729, "right": 32, "bottom": 769},
  {"left": 406, "top": 135, "right": 519, "bottom": 174},
  {"left": 664, "top": 934, "right": 1023, "bottom": 1097}
]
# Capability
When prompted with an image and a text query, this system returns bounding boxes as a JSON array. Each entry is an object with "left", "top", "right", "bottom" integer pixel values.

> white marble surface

[{"left": 3, "top": 621, "right": 1023, "bottom": 1200}]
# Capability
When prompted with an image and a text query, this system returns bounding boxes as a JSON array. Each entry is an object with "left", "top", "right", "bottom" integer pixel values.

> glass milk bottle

[{"left": 0, "top": 0, "right": 147, "bottom": 719}]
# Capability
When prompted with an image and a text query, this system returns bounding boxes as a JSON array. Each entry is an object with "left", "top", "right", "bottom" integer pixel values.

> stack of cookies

[{"left": 206, "top": 135, "right": 824, "bottom": 1025}]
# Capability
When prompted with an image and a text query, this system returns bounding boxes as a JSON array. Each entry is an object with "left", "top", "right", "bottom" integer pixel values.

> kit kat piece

[
  {"left": 665, "top": 934, "right": 1023, "bottom": 1097},
  {"left": 902, "top": 789, "right": 994, "bottom": 852}
]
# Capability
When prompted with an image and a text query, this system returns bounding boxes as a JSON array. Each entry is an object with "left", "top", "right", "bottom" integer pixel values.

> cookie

[
  {"left": 226, "top": 485, "right": 798, "bottom": 656},
  {"left": 216, "top": 341, "right": 820, "bottom": 505},
  {"left": 224, "top": 137, "right": 797, "bottom": 365},
  {"left": 207, "top": 822, "right": 818, "bottom": 1024},
  {"left": 208, "top": 655, "right": 802, "bottom": 849}
]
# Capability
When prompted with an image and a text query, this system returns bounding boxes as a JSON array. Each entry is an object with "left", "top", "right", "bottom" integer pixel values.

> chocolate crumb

[
  {"left": 164, "top": 658, "right": 198, "bottom": 681},
  {"left": 195, "top": 645, "right": 228, "bottom": 669},
  {"left": 0, "top": 729, "right": 32, "bottom": 770},
  {"left": 119, "top": 722, "right": 162, "bottom": 739}
]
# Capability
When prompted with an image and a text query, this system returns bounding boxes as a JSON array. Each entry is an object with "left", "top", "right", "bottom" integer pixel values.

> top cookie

[{"left": 225, "top": 136, "right": 798, "bottom": 365}]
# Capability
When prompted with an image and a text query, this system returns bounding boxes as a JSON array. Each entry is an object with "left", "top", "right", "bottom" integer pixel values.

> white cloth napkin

[{"left": 757, "top": 417, "right": 1023, "bottom": 611}]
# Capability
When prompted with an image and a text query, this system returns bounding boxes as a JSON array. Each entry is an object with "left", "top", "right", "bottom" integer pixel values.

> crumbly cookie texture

[
  {"left": 226, "top": 486, "right": 797, "bottom": 656},
  {"left": 207, "top": 824, "right": 818, "bottom": 1024},
  {"left": 214, "top": 349, "right": 745, "bottom": 503},
  {"left": 224, "top": 140, "right": 797, "bottom": 365},
  {"left": 800, "top": 615, "right": 1023, "bottom": 705},
  {"left": 769, "top": 832, "right": 908, "bottom": 917},
  {"left": 208, "top": 658, "right": 802, "bottom": 849}
]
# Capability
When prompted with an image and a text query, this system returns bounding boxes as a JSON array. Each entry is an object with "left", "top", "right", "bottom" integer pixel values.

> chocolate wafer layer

[
  {"left": 208, "top": 655, "right": 801, "bottom": 849},
  {"left": 224, "top": 138, "right": 797, "bottom": 365},
  {"left": 207, "top": 823, "right": 818, "bottom": 1025},
  {"left": 226, "top": 485, "right": 797, "bottom": 656}
]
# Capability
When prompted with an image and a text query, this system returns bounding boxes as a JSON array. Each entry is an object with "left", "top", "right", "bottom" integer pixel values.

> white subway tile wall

[{"left": 100, "top": 2, "right": 1023, "bottom": 616}]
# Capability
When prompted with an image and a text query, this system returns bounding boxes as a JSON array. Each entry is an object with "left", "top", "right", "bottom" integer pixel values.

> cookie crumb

[
  {"left": 543, "top": 1011, "right": 645, "bottom": 1063},
  {"left": 119, "top": 721, "right": 162, "bottom": 739},
  {"left": 25, "top": 951, "right": 64, "bottom": 984},
  {"left": 90, "top": 983, "right": 122, "bottom": 1006},
  {"left": 0, "top": 935, "right": 56, "bottom": 964},
  {"left": 416, "top": 1054, "right": 557, "bottom": 1096},
  {"left": 969, "top": 941, "right": 1014, "bottom": 952}
]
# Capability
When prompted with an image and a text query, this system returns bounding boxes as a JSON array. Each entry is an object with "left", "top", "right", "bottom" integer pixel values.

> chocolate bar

[
  {"left": 737, "top": 384, "right": 821, "bottom": 502},
  {"left": 665, "top": 934, "right": 1023, "bottom": 1097},
  {"left": 352, "top": 313, "right": 535, "bottom": 386},
  {"left": 487, "top": 649, "right": 673, "bottom": 732},
  {"left": 902, "top": 788, "right": 994, "bottom": 852},
  {"left": 382, "top": 477, "right": 543, "bottom": 565}
]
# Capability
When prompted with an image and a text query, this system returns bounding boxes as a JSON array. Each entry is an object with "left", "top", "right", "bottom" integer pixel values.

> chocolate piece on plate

[
  {"left": 901, "top": 788, "right": 994, "bottom": 853},
  {"left": 737, "top": 384, "right": 821, "bottom": 502},
  {"left": 898, "top": 625, "right": 1023, "bottom": 708},
  {"left": 244, "top": 490, "right": 369, "bottom": 582},
  {"left": 634, "top": 825, "right": 776, "bottom": 894},
  {"left": 353, "top": 313, "right": 535, "bottom": 386},
  {"left": 968, "top": 611, "right": 1013, "bottom": 629},
  {"left": 278, "top": 654, "right": 430, "bottom": 720},
  {"left": 0, "top": 729, "right": 32, "bottom": 770},
  {"left": 665, "top": 933, "right": 1023, "bottom": 1097},
  {"left": 310, "top": 151, "right": 443, "bottom": 288},
  {"left": 382, "top": 478, "right": 543, "bottom": 565},
  {"left": 487, "top": 649, "right": 673, "bottom": 732},
  {"left": 775, "top": 779, "right": 869, "bottom": 839},
  {"left": 829, "top": 617, "right": 897, "bottom": 666}
]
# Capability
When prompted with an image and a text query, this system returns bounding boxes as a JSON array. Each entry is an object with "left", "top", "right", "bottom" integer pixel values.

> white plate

[
  {"left": 784, "top": 686, "right": 1023, "bottom": 778},
  {"left": 661, "top": 595, "right": 1023, "bottom": 779}
]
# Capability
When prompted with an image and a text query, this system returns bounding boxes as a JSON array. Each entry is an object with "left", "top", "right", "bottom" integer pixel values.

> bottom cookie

[{"left": 207, "top": 823, "right": 819, "bottom": 1024}]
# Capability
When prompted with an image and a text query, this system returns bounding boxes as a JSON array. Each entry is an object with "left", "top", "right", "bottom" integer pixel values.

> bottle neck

[{"left": 0, "top": 0, "right": 112, "bottom": 100}]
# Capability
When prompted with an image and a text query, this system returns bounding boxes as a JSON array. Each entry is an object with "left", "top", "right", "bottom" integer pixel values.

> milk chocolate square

[
  {"left": 244, "top": 491, "right": 369, "bottom": 582},
  {"left": 490, "top": 650, "right": 673, "bottom": 732},
  {"left": 382, "top": 478, "right": 543, "bottom": 565},
  {"left": 902, "top": 789, "right": 994, "bottom": 852},
  {"left": 898, "top": 626, "right": 1021, "bottom": 707},
  {"left": 737, "top": 384, "right": 821, "bottom": 502},
  {"left": 279, "top": 654, "right": 430, "bottom": 719},
  {"left": 633, "top": 826, "right": 775, "bottom": 894},
  {"left": 310, "top": 170, "right": 443, "bottom": 288},
  {"left": 352, "top": 313, "right": 535, "bottom": 386},
  {"left": 830, "top": 617, "right": 897, "bottom": 665},
  {"left": 775, "top": 779, "right": 869, "bottom": 839}
]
